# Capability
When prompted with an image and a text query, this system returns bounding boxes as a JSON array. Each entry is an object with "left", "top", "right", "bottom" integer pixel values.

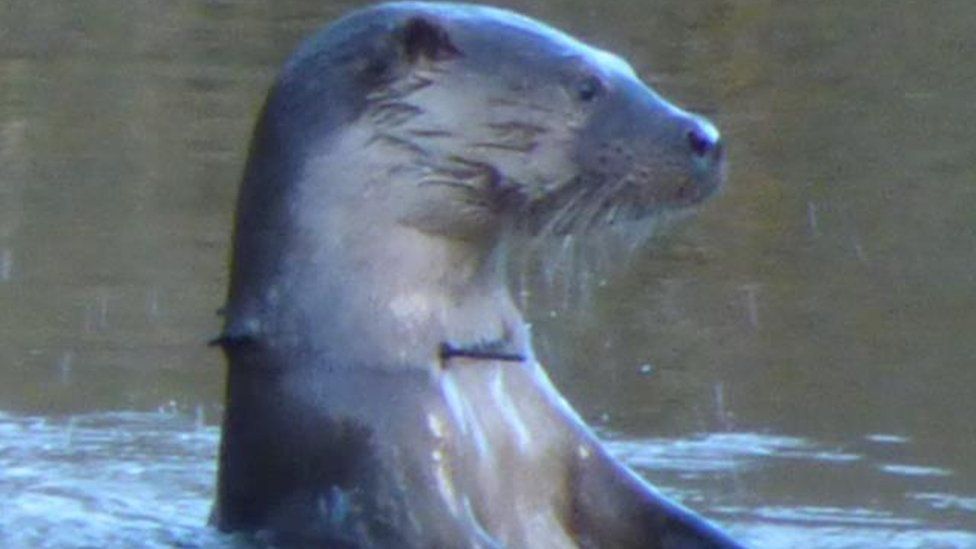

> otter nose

[{"left": 686, "top": 116, "right": 722, "bottom": 161}]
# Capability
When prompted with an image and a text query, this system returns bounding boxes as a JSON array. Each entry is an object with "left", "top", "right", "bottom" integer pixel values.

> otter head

[
  {"left": 302, "top": 4, "right": 726, "bottom": 242},
  {"left": 225, "top": 3, "right": 725, "bottom": 355}
]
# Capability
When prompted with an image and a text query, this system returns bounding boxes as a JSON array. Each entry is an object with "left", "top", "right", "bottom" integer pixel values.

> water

[
  {"left": 1, "top": 411, "right": 972, "bottom": 548},
  {"left": 2, "top": 1, "right": 975, "bottom": 547},
  {"left": 0, "top": 411, "right": 222, "bottom": 548}
]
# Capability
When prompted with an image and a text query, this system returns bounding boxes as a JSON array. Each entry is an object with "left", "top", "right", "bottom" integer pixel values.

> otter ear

[{"left": 399, "top": 16, "right": 462, "bottom": 63}]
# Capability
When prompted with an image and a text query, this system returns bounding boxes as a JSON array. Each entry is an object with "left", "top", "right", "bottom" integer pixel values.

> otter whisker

[
  {"left": 604, "top": 200, "right": 623, "bottom": 226},
  {"left": 600, "top": 174, "right": 636, "bottom": 226},
  {"left": 535, "top": 180, "right": 591, "bottom": 238},
  {"left": 560, "top": 185, "right": 602, "bottom": 234},
  {"left": 573, "top": 177, "right": 620, "bottom": 233}
]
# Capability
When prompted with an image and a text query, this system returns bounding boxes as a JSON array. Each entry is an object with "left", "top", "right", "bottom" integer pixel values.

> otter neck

[
  {"left": 316, "top": 217, "right": 523, "bottom": 371},
  {"left": 227, "top": 121, "right": 530, "bottom": 370},
  {"left": 254, "top": 134, "right": 526, "bottom": 371}
]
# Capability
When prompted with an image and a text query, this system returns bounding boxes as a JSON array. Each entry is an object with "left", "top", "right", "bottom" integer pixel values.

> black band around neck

[{"left": 438, "top": 342, "right": 525, "bottom": 365}]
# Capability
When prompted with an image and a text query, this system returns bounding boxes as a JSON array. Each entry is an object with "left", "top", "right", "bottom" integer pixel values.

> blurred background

[{"left": 1, "top": 1, "right": 974, "bottom": 547}]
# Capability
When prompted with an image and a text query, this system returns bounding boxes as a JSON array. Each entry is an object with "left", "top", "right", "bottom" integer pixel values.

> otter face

[
  {"left": 566, "top": 69, "right": 724, "bottom": 224},
  {"left": 289, "top": 4, "right": 723, "bottom": 240}
]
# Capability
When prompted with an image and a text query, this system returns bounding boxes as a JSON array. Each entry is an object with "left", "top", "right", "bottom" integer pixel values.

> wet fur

[{"left": 212, "top": 3, "right": 736, "bottom": 547}]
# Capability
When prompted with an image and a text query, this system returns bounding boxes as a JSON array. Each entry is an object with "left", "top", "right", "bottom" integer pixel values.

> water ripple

[{"left": 0, "top": 411, "right": 224, "bottom": 549}]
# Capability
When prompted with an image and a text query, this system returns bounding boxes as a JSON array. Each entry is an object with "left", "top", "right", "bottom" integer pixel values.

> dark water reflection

[{"left": 2, "top": 0, "right": 975, "bottom": 547}]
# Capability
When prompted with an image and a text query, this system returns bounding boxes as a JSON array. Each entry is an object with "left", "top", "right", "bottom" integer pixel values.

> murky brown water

[{"left": 2, "top": 1, "right": 975, "bottom": 547}]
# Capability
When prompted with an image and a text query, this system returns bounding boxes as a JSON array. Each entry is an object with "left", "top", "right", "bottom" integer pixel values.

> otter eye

[{"left": 576, "top": 75, "right": 605, "bottom": 102}]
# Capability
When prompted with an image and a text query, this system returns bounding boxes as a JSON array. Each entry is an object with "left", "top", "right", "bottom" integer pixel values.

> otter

[{"left": 211, "top": 2, "right": 737, "bottom": 548}]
